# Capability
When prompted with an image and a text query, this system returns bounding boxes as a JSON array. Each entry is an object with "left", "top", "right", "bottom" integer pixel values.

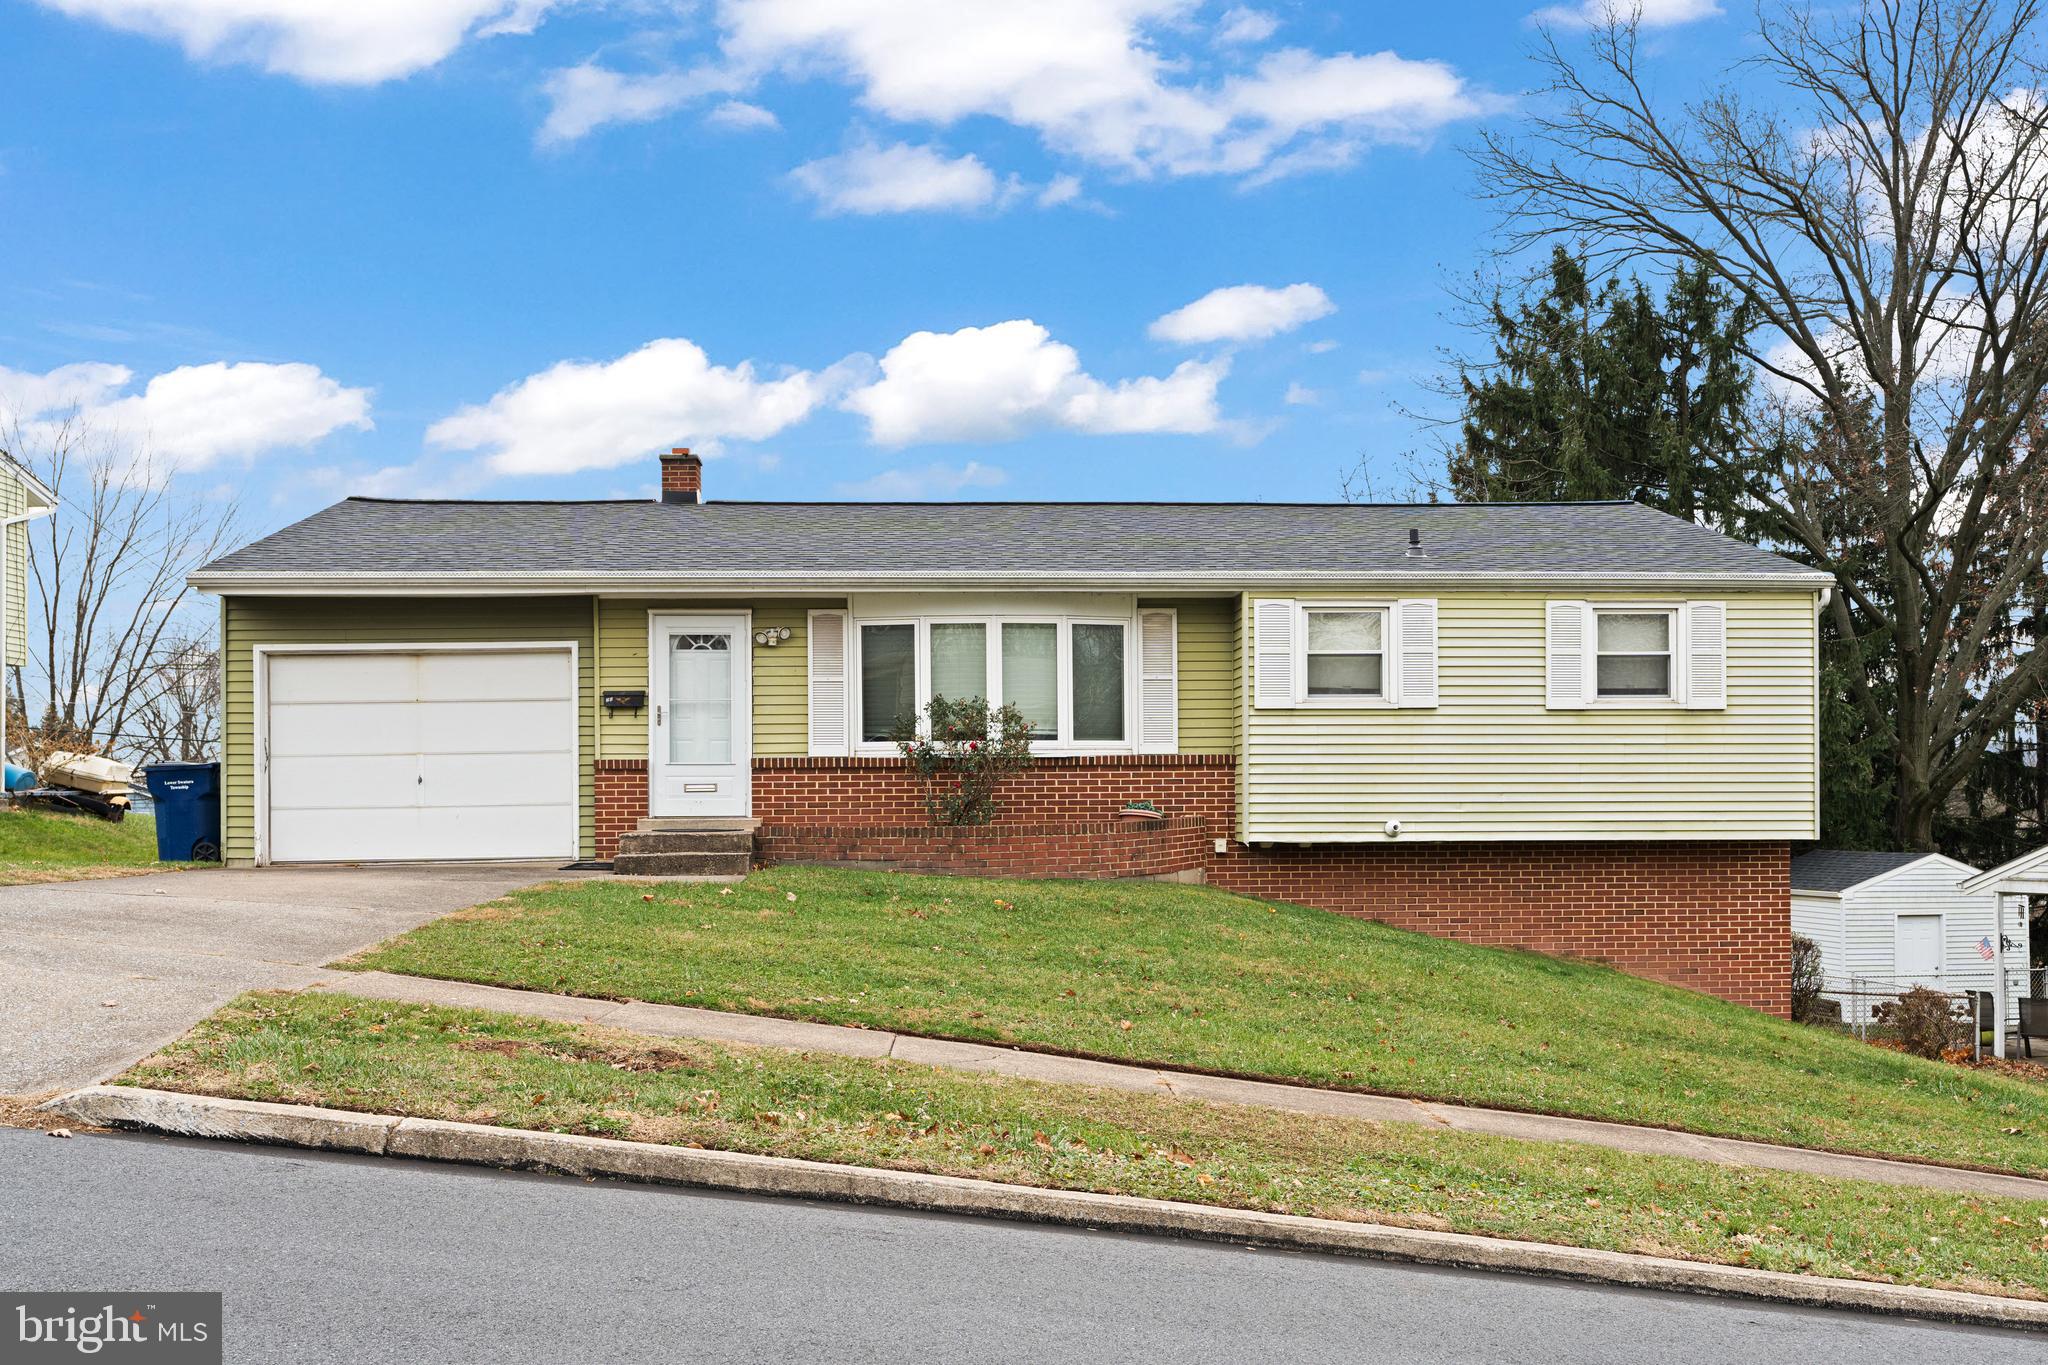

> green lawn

[
  {"left": 0, "top": 808, "right": 169, "bottom": 884},
  {"left": 121, "top": 990, "right": 2048, "bottom": 1301},
  {"left": 341, "top": 868, "right": 2048, "bottom": 1177}
]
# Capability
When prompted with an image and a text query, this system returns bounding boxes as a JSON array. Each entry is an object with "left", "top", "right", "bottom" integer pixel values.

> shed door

[
  {"left": 265, "top": 649, "right": 578, "bottom": 862},
  {"left": 1895, "top": 914, "right": 1945, "bottom": 981}
]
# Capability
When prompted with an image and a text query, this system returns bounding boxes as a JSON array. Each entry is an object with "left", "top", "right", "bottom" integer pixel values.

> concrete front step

[
  {"left": 634, "top": 817, "right": 761, "bottom": 834},
  {"left": 617, "top": 830, "right": 756, "bottom": 855},
  {"left": 610, "top": 850, "right": 754, "bottom": 879}
]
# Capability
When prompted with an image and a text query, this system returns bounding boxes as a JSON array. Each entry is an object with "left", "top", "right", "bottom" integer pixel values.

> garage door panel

[
  {"left": 417, "top": 752, "right": 564, "bottom": 806},
  {"left": 418, "top": 650, "right": 569, "bottom": 700},
  {"left": 269, "top": 808, "right": 426, "bottom": 863},
  {"left": 270, "top": 754, "right": 419, "bottom": 810},
  {"left": 269, "top": 654, "right": 418, "bottom": 704},
  {"left": 268, "top": 702, "right": 422, "bottom": 756},
  {"left": 418, "top": 804, "right": 570, "bottom": 857},
  {"left": 411, "top": 699, "right": 573, "bottom": 755},
  {"left": 265, "top": 647, "right": 577, "bottom": 863}
]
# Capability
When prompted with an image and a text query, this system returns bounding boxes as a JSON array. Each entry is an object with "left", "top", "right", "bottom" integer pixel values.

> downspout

[{"left": 1, "top": 503, "right": 56, "bottom": 773}]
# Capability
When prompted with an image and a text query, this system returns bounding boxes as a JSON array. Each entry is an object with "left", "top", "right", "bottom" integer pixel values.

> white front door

[{"left": 650, "top": 614, "right": 751, "bottom": 817}]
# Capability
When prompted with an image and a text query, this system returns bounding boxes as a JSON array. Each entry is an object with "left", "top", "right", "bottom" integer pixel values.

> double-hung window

[
  {"left": 855, "top": 615, "right": 1131, "bottom": 749},
  {"left": 1593, "top": 609, "right": 1675, "bottom": 700},
  {"left": 1302, "top": 607, "right": 1387, "bottom": 702}
]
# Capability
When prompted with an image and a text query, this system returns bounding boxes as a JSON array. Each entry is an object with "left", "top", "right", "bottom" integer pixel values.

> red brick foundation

[
  {"left": 592, "top": 754, "right": 1790, "bottom": 1015},
  {"left": 595, "top": 759, "right": 649, "bottom": 860},
  {"left": 751, "top": 753, "right": 1236, "bottom": 828},
  {"left": 1208, "top": 841, "right": 1791, "bottom": 1015},
  {"left": 756, "top": 816, "right": 1209, "bottom": 880}
]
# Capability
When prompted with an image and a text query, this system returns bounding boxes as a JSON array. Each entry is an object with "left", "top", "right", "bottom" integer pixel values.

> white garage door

[{"left": 265, "top": 648, "right": 578, "bottom": 862}]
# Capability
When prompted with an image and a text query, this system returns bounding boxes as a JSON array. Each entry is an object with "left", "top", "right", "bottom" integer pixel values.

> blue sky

[{"left": 1, "top": 0, "right": 1741, "bottom": 538}]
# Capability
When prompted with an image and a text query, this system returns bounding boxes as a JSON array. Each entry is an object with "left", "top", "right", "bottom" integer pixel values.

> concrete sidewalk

[{"left": 318, "top": 969, "right": 2048, "bottom": 1204}]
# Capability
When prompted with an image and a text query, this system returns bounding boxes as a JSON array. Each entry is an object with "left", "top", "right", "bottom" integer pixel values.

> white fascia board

[
  {"left": 189, "top": 570, "right": 1838, "bottom": 595},
  {"left": 1960, "top": 842, "right": 2048, "bottom": 893},
  {"left": 1836, "top": 852, "right": 1983, "bottom": 896}
]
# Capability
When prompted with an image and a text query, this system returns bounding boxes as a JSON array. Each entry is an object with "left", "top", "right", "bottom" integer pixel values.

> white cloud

[
  {"left": 715, "top": 0, "right": 1488, "bottom": 179},
  {"left": 790, "top": 141, "right": 1006, "bottom": 215},
  {"left": 426, "top": 337, "right": 833, "bottom": 477},
  {"left": 1303, "top": 339, "right": 1338, "bottom": 354},
  {"left": 843, "top": 319, "right": 1226, "bottom": 445},
  {"left": 34, "top": 0, "right": 556, "bottom": 84},
  {"left": 0, "top": 359, "right": 370, "bottom": 469},
  {"left": 837, "top": 460, "right": 1007, "bottom": 499},
  {"left": 1037, "top": 174, "right": 1083, "bottom": 207},
  {"left": 1150, "top": 282, "right": 1334, "bottom": 344},
  {"left": 1529, "top": 0, "right": 1720, "bottom": 29},
  {"left": 1215, "top": 6, "right": 1277, "bottom": 44},
  {"left": 705, "top": 99, "right": 780, "bottom": 131},
  {"left": 540, "top": 63, "right": 735, "bottom": 146},
  {"left": 1283, "top": 381, "right": 1319, "bottom": 405}
]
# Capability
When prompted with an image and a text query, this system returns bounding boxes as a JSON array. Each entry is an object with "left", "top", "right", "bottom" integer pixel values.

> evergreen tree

[{"left": 1448, "top": 248, "right": 1754, "bottom": 522}]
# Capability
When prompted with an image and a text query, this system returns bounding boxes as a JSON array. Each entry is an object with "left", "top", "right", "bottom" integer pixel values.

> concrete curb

[{"left": 45, "top": 1085, "right": 2048, "bottom": 1334}]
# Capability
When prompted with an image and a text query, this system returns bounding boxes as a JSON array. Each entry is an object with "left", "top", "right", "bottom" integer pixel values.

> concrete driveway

[{"left": 0, "top": 864, "right": 576, "bottom": 1095}]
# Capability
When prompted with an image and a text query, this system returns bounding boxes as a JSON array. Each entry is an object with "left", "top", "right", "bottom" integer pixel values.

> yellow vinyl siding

[
  {"left": 1238, "top": 589, "right": 1820, "bottom": 843},
  {"left": 2, "top": 473, "right": 26, "bottom": 668},
  {"left": 220, "top": 596, "right": 597, "bottom": 863},
  {"left": 1138, "top": 597, "right": 1235, "bottom": 753},
  {"left": 595, "top": 599, "right": 846, "bottom": 760}
]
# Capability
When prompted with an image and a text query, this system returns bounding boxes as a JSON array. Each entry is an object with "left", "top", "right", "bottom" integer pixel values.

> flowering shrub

[{"left": 891, "top": 695, "right": 1034, "bottom": 825}]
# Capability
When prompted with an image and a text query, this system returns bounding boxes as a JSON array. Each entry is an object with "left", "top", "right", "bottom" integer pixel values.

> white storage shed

[{"left": 1790, "top": 849, "right": 2028, "bottom": 1047}]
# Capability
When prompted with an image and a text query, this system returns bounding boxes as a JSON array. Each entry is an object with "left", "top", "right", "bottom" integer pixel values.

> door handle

[{"left": 657, "top": 705, "right": 664, "bottom": 725}]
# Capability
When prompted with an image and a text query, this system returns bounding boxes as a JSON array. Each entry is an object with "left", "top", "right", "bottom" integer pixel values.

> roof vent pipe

[{"left": 1406, "top": 528, "right": 1425, "bottom": 557}]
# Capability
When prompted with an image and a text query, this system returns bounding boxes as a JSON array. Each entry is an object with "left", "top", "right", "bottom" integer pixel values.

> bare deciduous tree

[
  {"left": 4, "top": 408, "right": 236, "bottom": 764},
  {"left": 127, "top": 636, "right": 222, "bottom": 766},
  {"left": 1474, "top": 0, "right": 2048, "bottom": 848}
]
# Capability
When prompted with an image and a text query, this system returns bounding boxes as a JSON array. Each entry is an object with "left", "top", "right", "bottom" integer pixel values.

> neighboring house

[
  {"left": 1, "top": 455, "right": 57, "bottom": 762},
  {"left": 191, "top": 449, "right": 1833, "bottom": 1013},
  {"left": 1790, "top": 849, "right": 2029, "bottom": 1044}
]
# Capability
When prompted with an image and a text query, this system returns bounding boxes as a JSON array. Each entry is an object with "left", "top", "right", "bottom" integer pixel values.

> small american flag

[{"left": 1976, "top": 935, "right": 1996, "bottom": 961}]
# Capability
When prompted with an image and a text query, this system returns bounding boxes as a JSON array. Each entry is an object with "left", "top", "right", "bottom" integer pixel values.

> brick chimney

[{"left": 660, "top": 447, "right": 702, "bottom": 504}]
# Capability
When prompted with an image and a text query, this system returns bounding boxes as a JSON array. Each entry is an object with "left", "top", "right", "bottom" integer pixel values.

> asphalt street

[{"left": 3, "top": 1128, "right": 2038, "bottom": 1364}]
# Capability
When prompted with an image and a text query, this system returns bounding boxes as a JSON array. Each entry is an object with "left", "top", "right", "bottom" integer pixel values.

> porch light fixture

[{"left": 754, "top": 626, "right": 792, "bottom": 647}]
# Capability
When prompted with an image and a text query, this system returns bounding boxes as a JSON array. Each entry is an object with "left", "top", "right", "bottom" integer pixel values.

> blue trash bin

[{"left": 142, "top": 762, "right": 222, "bottom": 863}]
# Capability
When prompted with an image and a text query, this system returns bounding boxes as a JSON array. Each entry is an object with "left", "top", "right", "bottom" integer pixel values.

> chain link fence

[{"left": 1817, "top": 976, "right": 2005, "bottom": 1060}]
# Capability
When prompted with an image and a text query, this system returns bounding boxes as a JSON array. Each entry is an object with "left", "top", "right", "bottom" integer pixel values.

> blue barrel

[
  {"left": 3, "top": 763, "right": 33, "bottom": 792},
  {"left": 142, "top": 762, "right": 222, "bottom": 862}
]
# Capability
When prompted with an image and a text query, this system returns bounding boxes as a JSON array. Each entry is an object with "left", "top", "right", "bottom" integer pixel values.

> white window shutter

[
  {"left": 1252, "top": 599, "right": 1297, "bottom": 708},
  {"left": 1545, "top": 600, "right": 1590, "bottom": 710},
  {"left": 1138, "top": 609, "right": 1178, "bottom": 752},
  {"left": 1685, "top": 601, "right": 1728, "bottom": 710},
  {"left": 807, "top": 610, "right": 849, "bottom": 754},
  {"left": 1393, "top": 599, "right": 1439, "bottom": 708}
]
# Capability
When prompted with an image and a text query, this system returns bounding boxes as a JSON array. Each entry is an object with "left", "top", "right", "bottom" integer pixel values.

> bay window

[
  {"left": 858, "top": 622, "right": 917, "bottom": 742},
  {"left": 854, "top": 614, "right": 1134, "bottom": 750},
  {"left": 1000, "top": 623, "right": 1058, "bottom": 738}
]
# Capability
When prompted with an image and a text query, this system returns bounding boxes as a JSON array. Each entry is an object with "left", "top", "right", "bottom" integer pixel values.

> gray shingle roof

[
  {"left": 1789, "top": 850, "right": 1938, "bottom": 893},
  {"left": 193, "top": 497, "right": 1832, "bottom": 587}
]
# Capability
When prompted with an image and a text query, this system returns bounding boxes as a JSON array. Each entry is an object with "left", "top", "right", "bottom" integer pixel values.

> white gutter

[
  {"left": 1, "top": 502, "right": 56, "bottom": 770},
  {"left": 190, "top": 569, "right": 1840, "bottom": 595}
]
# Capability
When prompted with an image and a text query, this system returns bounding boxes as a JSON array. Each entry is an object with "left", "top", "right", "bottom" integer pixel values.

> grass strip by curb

[
  {"left": 47, "top": 1083, "right": 2048, "bottom": 1335},
  {"left": 111, "top": 990, "right": 2048, "bottom": 1305}
]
